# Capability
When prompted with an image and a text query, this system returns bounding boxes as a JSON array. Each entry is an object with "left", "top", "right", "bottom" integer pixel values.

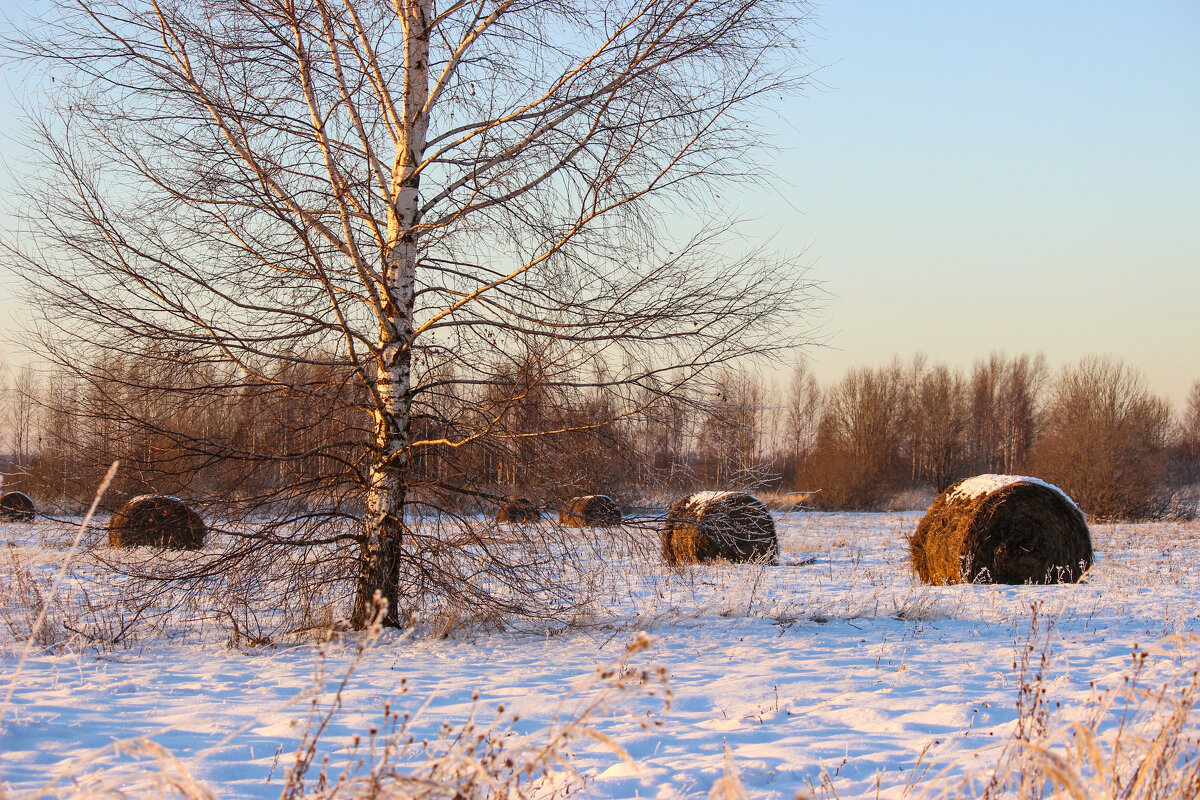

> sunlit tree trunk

[{"left": 352, "top": 0, "right": 431, "bottom": 628}]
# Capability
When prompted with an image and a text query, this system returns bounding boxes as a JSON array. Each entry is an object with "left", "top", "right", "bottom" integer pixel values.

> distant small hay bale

[
  {"left": 909, "top": 474, "right": 1092, "bottom": 585},
  {"left": 0, "top": 491, "right": 36, "bottom": 522},
  {"left": 108, "top": 495, "right": 206, "bottom": 550},
  {"left": 661, "top": 491, "right": 778, "bottom": 566},
  {"left": 496, "top": 498, "right": 542, "bottom": 524},
  {"left": 558, "top": 495, "right": 623, "bottom": 527}
]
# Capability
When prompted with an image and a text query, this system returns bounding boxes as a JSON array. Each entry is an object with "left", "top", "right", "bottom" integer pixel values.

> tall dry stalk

[{"left": 0, "top": 460, "right": 117, "bottom": 730}]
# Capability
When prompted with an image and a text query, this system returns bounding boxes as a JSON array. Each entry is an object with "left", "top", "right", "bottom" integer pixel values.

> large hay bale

[
  {"left": 558, "top": 495, "right": 622, "bottom": 527},
  {"left": 496, "top": 497, "right": 542, "bottom": 524},
  {"left": 661, "top": 491, "right": 778, "bottom": 565},
  {"left": 909, "top": 474, "right": 1092, "bottom": 585},
  {"left": 108, "top": 495, "right": 206, "bottom": 550},
  {"left": 0, "top": 491, "right": 36, "bottom": 522}
]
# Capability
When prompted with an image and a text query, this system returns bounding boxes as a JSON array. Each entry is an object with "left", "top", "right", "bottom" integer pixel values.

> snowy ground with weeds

[{"left": 2, "top": 511, "right": 1200, "bottom": 798}]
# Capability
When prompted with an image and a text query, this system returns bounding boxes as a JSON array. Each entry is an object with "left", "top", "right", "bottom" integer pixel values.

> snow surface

[
  {"left": 948, "top": 474, "right": 1079, "bottom": 509},
  {"left": 3, "top": 512, "right": 1200, "bottom": 798},
  {"left": 123, "top": 494, "right": 189, "bottom": 506},
  {"left": 682, "top": 490, "right": 742, "bottom": 505},
  {"left": 676, "top": 490, "right": 760, "bottom": 516}
]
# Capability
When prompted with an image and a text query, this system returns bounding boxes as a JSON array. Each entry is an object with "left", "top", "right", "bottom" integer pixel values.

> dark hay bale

[
  {"left": 558, "top": 495, "right": 622, "bottom": 527},
  {"left": 909, "top": 475, "right": 1092, "bottom": 585},
  {"left": 661, "top": 491, "right": 778, "bottom": 565},
  {"left": 496, "top": 498, "right": 542, "bottom": 524},
  {"left": 0, "top": 491, "right": 36, "bottom": 522},
  {"left": 108, "top": 495, "right": 206, "bottom": 550}
]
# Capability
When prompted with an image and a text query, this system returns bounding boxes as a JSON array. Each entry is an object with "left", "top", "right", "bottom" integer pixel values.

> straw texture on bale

[
  {"left": 108, "top": 495, "right": 206, "bottom": 550},
  {"left": 496, "top": 498, "right": 542, "bottom": 524},
  {"left": 661, "top": 491, "right": 778, "bottom": 565},
  {"left": 0, "top": 491, "right": 35, "bottom": 522},
  {"left": 558, "top": 495, "right": 622, "bottom": 527},
  {"left": 909, "top": 475, "right": 1092, "bottom": 585}
]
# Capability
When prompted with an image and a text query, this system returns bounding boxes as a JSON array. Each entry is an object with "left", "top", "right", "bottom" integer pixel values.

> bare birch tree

[
  {"left": 5, "top": 0, "right": 815, "bottom": 627},
  {"left": 906, "top": 362, "right": 968, "bottom": 492},
  {"left": 696, "top": 367, "right": 766, "bottom": 486},
  {"left": 967, "top": 353, "right": 1046, "bottom": 475},
  {"left": 0, "top": 363, "right": 35, "bottom": 465},
  {"left": 1182, "top": 381, "right": 1200, "bottom": 467}
]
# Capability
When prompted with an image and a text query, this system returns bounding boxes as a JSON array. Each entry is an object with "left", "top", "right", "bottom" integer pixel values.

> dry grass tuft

[{"left": 959, "top": 636, "right": 1200, "bottom": 800}]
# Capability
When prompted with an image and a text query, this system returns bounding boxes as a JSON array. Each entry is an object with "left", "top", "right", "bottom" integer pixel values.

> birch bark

[{"left": 351, "top": 0, "right": 431, "bottom": 628}]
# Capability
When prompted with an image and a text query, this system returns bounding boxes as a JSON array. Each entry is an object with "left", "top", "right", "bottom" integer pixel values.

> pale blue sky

[
  {"left": 751, "top": 1, "right": 1200, "bottom": 406},
  {"left": 1, "top": 2, "right": 1197, "bottom": 405}
]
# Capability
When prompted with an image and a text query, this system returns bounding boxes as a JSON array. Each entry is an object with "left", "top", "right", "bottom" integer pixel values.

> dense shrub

[
  {"left": 1031, "top": 357, "right": 1172, "bottom": 520},
  {"left": 794, "top": 365, "right": 906, "bottom": 510}
]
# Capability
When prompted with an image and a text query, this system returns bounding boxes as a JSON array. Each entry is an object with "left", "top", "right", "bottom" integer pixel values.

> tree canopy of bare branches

[
  {"left": 1032, "top": 356, "right": 1172, "bottom": 520},
  {"left": 4, "top": 0, "right": 817, "bottom": 627}
]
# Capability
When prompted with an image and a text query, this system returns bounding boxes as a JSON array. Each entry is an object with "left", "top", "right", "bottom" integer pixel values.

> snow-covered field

[{"left": 3, "top": 511, "right": 1200, "bottom": 798}]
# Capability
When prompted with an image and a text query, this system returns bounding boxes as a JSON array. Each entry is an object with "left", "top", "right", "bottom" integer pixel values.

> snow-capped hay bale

[
  {"left": 496, "top": 498, "right": 542, "bottom": 524},
  {"left": 661, "top": 491, "right": 778, "bottom": 565},
  {"left": 0, "top": 491, "right": 35, "bottom": 522},
  {"left": 108, "top": 495, "right": 206, "bottom": 550},
  {"left": 558, "top": 495, "right": 622, "bottom": 527},
  {"left": 910, "top": 474, "right": 1092, "bottom": 585}
]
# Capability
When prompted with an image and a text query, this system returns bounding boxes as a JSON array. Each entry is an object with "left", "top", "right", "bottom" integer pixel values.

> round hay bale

[
  {"left": 661, "top": 491, "right": 777, "bottom": 565},
  {"left": 108, "top": 495, "right": 206, "bottom": 550},
  {"left": 558, "top": 495, "right": 622, "bottom": 527},
  {"left": 496, "top": 498, "right": 542, "bottom": 524},
  {"left": 909, "top": 474, "right": 1092, "bottom": 585},
  {"left": 0, "top": 491, "right": 36, "bottom": 522}
]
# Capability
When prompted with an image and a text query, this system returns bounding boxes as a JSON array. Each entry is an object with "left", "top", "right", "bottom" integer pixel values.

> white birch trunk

[{"left": 352, "top": 0, "right": 431, "bottom": 628}]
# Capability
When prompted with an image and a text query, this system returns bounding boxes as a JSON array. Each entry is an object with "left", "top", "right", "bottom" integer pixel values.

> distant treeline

[
  {"left": 780, "top": 354, "right": 1198, "bottom": 519},
  {"left": 2, "top": 352, "right": 1197, "bottom": 520}
]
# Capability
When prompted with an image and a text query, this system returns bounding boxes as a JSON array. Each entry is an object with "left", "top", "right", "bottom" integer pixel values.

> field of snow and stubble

[{"left": 2, "top": 510, "right": 1200, "bottom": 799}]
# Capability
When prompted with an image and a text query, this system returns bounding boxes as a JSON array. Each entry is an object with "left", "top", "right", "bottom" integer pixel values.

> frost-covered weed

[{"left": 933, "top": 635, "right": 1200, "bottom": 800}]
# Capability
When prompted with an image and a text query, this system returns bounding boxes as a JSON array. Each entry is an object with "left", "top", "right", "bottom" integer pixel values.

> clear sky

[
  {"left": 750, "top": 1, "right": 1200, "bottom": 407},
  {"left": 1, "top": 1, "right": 1198, "bottom": 405}
]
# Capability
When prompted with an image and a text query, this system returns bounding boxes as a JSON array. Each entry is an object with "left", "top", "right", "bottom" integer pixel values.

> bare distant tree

[
  {"left": 5, "top": 0, "right": 817, "bottom": 627},
  {"left": 798, "top": 363, "right": 905, "bottom": 509},
  {"left": 696, "top": 368, "right": 767, "bottom": 487},
  {"left": 905, "top": 360, "right": 969, "bottom": 492},
  {"left": 785, "top": 358, "right": 822, "bottom": 459},
  {"left": 1032, "top": 356, "right": 1173, "bottom": 520},
  {"left": 967, "top": 352, "right": 1047, "bottom": 474},
  {"left": 0, "top": 361, "right": 9, "bottom": 465},
  {"left": 1181, "top": 381, "right": 1200, "bottom": 464},
  {"left": 634, "top": 374, "right": 693, "bottom": 487}
]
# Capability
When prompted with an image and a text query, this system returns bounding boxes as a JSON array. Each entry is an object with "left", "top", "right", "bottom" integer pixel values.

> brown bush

[
  {"left": 909, "top": 475, "right": 1092, "bottom": 585},
  {"left": 496, "top": 498, "right": 542, "bottom": 524},
  {"left": 0, "top": 491, "right": 36, "bottom": 522},
  {"left": 793, "top": 365, "right": 906, "bottom": 510},
  {"left": 1030, "top": 357, "right": 1172, "bottom": 520},
  {"left": 558, "top": 495, "right": 622, "bottom": 527},
  {"left": 660, "top": 491, "right": 777, "bottom": 565},
  {"left": 108, "top": 495, "right": 206, "bottom": 550}
]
